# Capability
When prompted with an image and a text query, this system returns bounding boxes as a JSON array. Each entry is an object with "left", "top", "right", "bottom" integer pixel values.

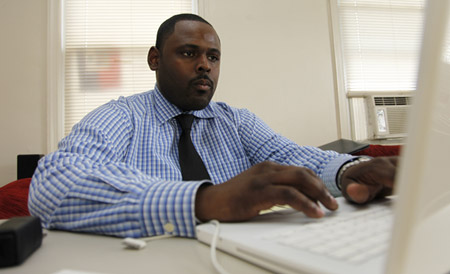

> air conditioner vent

[
  {"left": 374, "top": 96, "right": 411, "bottom": 106},
  {"left": 366, "top": 95, "right": 412, "bottom": 139},
  {"left": 386, "top": 107, "right": 409, "bottom": 134}
]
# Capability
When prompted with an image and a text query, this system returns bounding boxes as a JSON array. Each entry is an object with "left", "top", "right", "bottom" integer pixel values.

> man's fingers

[
  {"left": 364, "top": 157, "right": 397, "bottom": 188},
  {"left": 341, "top": 156, "right": 398, "bottom": 204},
  {"left": 267, "top": 185, "right": 325, "bottom": 218},
  {"left": 345, "top": 182, "right": 381, "bottom": 204},
  {"left": 266, "top": 166, "right": 338, "bottom": 211},
  {"left": 378, "top": 157, "right": 398, "bottom": 188}
]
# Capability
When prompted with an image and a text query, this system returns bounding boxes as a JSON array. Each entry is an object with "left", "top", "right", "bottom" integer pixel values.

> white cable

[
  {"left": 122, "top": 234, "right": 173, "bottom": 250},
  {"left": 209, "top": 220, "right": 230, "bottom": 274},
  {"left": 122, "top": 221, "right": 229, "bottom": 274}
]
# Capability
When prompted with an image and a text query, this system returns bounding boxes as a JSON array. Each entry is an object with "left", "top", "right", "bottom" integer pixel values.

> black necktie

[{"left": 176, "top": 114, "right": 211, "bottom": 180}]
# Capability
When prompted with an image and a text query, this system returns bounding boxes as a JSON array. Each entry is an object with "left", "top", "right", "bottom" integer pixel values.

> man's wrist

[
  {"left": 336, "top": 156, "right": 372, "bottom": 190},
  {"left": 194, "top": 182, "right": 215, "bottom": 223}
]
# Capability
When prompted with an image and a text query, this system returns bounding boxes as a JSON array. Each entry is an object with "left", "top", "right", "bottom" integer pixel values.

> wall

[
  {"left": 0, "top": 0, "right": 48, "bottom": 186},
  {"left": 0, "top": 0, "right": 340, "bottom": 186},
  {"left": 201, "top": 0, "right": 340, "bottom": 147}
]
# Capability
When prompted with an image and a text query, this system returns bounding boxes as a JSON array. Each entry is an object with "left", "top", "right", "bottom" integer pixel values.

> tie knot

[{"left": 176, "top": 114, "right": 195, "bottom": 131}]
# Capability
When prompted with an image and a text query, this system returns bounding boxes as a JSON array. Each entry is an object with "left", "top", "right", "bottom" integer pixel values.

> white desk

[{"left": 3, "top": 230, "right": 270, "bottom": 274}]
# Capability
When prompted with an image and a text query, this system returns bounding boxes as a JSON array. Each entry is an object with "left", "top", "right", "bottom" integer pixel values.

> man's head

[{"left": 148, "top": 14, "right": 221, "bottom": 111}]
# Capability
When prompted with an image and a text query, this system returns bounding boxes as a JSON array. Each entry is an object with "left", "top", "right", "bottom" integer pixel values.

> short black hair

[{"left": 155, "top": 13, "right": 212, "bottom": 51}]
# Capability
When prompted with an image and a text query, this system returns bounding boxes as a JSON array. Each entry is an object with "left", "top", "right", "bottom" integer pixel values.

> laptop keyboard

[{"left": 259, "top": 204, "right": 393, "bottom": 264}]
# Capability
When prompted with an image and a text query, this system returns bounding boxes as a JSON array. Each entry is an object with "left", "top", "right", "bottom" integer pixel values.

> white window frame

[
  {"left": 328, "top": 0, "right": 352, "bottom": 140},
  {"left": 47, "top": 0, "right": 64, "bottom": 153}
]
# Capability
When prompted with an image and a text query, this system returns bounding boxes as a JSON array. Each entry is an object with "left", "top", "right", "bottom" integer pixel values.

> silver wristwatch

[{"left": 336, "top": 156, "right": 372, "bottom": 190}]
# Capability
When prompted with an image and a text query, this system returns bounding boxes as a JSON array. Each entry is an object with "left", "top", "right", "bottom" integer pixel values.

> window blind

[
  {"left": 336, "top": 0, "right": 426, "bottom": 93},
  {"left": 64, "top": 0, "right": 194, "bottom": 136}
]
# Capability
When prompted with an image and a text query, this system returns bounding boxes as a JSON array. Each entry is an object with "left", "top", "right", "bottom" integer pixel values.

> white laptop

[{"left": 196, "top": 1, "right": 450, "bottom": 273}]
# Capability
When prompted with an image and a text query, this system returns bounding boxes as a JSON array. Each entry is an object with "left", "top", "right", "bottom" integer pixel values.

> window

[
  {"left": 330, "top": 0, "right": 426, "bottom": 140},
  {"left": 48, "top": 0, "right": 196, "bottom": 151}
]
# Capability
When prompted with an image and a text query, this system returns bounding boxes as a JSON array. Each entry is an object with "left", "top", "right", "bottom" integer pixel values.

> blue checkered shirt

[{"left": 29, "top": 86, "right": 354, "bottom": 238}]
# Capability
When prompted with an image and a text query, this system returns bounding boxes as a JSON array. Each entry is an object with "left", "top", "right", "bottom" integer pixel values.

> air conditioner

[{"left": 365, "top": 95, "right": 412, "bottom": 139}]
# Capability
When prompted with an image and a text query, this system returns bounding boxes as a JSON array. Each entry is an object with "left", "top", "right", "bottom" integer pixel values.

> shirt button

[{"left": 164, "top": 223, "right": 174, "bottom": 233}]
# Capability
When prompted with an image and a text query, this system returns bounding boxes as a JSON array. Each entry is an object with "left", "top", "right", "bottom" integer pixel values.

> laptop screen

[{"left": 387, "top": 1, "right": 450, "bottom": 273}]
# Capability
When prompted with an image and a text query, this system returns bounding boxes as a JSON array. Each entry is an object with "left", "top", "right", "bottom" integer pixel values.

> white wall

[
  {"left": 201, "top": 0, "right": 340, "bottom": 146},
  {"left": 0, "top": 0, "right": 48, "bottom": 186},
  {"left": 0, "top": 0, "right": 340, "bottom": 186}
]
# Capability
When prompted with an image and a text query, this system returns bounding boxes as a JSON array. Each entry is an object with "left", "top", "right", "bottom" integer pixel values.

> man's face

[{"left": 149, "top": 20, "right": 221, "bottom": 111}]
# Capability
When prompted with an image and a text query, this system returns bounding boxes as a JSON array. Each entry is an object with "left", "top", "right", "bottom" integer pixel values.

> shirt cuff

[
  {"left": 140, "top": 179, "right": 211, "bottom": 238},
  {"left": 321, "top": 154, "right": 356, "bottom": 197}
]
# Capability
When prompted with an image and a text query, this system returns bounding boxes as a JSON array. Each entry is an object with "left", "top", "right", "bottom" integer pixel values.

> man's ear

[{"left": 148, "top": 46, "right": 160, "bottom": 71}]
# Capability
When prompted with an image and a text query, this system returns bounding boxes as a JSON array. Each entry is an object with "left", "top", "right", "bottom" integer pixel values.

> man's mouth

[{"left": 191, "top": 77, "right": 213, "bottom": 91}]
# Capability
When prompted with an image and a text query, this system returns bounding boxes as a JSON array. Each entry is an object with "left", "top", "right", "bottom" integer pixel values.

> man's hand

[
  {"left": 195, "top": 161, "right": 338, "bottom": 222},
  {"left": 340, "top": 156, "right": 398, "bottom": 204}
]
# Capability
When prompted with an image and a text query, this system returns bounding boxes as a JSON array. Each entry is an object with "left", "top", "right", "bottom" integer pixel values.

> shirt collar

[{"left": 153, "top": 85, "right": 216, "bottom": 125}]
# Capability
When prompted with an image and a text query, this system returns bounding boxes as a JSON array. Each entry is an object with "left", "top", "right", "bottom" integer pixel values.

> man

[{"left": 29, "top": 14, "right": 397, "bottom": 238}]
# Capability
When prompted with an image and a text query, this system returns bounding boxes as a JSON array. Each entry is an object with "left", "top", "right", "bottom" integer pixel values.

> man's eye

[
  {"left": 208, "top": 55, "right": 220, "bottom": 62},
  {"left": 182, "top": 51, "right": 194, "bottom": 57}
]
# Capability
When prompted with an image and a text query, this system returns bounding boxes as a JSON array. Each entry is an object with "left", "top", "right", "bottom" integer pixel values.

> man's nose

[{"left": 196, "top": 55, "right": 211, "bottom": 73}]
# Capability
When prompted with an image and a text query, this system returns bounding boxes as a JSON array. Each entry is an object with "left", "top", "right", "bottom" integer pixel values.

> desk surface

[{"left": 3, "top": 230, "right": 270, "bottom": 274}]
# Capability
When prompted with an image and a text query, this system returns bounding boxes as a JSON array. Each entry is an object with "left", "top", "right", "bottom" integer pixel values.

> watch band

[{"left": 336, "top": 156, "right": 372, "bottom": 190}]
